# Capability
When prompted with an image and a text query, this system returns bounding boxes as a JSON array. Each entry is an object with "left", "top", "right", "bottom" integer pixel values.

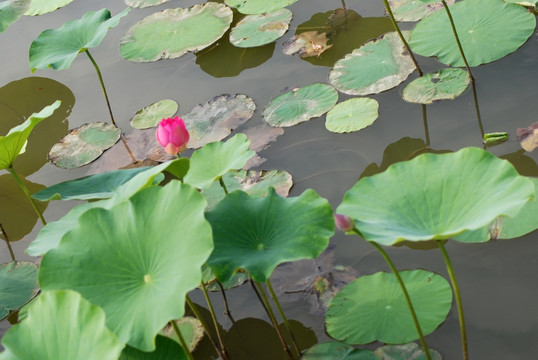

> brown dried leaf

[{"left": 282, "top": 31, "right": 332, "bottom": 57}]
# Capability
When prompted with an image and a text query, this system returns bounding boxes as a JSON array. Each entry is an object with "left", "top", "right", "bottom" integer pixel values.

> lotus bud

[
  {"left": 334, "top": 214, "right": 355, "bottom": 232},
  {"left": 156, "top": 116, "right": 189, "bottom": 155}
]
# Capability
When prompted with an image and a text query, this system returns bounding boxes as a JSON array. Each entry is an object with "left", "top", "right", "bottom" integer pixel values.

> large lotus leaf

[
  {"left": 48, "top": 122, "right": 121, "bottom": 169},
  {"left": 375, "top": 343, "right": 442, "bottom": 360},
  {"left": 29, "top": 8, "right": 130, "bottom": 72},
  {"left": 0, "top": 101, "right": 60, "bottom": 171},
  {"left": 402, "top": 68, "right": 470, "bottom": 104},
  {"left": 32, "top": 167, "right": 153, "bottom": 201},
  {"left": 325, "top": 98, "right": 379, "bottom": 133},
  {"left": 329, "top": 32, "right": 415, "bottom": 96},
  {"left": 0, "top": 0, "right": 28, "bottom": 33},
  {"left": 39, "top": 181, "right": 213, "bottom": 351},
  {"left": 388, "top": 0, "right": 455, "bottom": 22},
  {"left": 184, "top": 134, "right": 255, "bottom": 190},
  {"left": 225, "top": 0, "right": 298, "bottom": 14},
  {"left": 120, "top": 335, "right": 187, "bottom": 360},
  {"left": 302, "top": 342, "right": 377, "bottom": 360},
  {"left": 23, "top": 0, "right": 73, "bottom": 16},
  {"left": 125, "top": 0, "right": 169, "bottom": 9},
  {"left": 408, "top": 0, "right": 536, "bottom": 67},
  {"left": 183, "top": 94, "right": 255, "bottom": 149},
  {"left": 230, "top": 9, "right": 292, "bottom": 48},
  {"left": 26, "top": 159, "right": 181, "bottom": 256},
  {"left": 206, "top": 188, "right": 334, "bottom": 283},
  {"left": 337, "top": 147, "right": 535, "bottom": 246},
  {"left": 130, "top": 100, "right": 178, "bottom": 130},
  {"left": 0, "top": 290, "right": 123, "bottom": 360},
  {"left": 120, "top": 3, "right": 233, "bottom": 62},
  {"left": 263, "top": 83, "right": 338, "bottom": 127},
  {"left": 202, "top": 169, "right": 293, "bottom": 211},
  {"left": 326, "top": 270, "right": 452, "bottom": 344},
  {"left": 0, "top": 262, "right": 37, "bottom": 316}
]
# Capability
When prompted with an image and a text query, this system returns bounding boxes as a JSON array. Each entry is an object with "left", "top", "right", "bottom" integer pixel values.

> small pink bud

[
  {"left": 334, "top": 214, "right": 355, "bottom": 232},
  {"left": 156, "top": 116, "right": 190, "bottom": 155}
]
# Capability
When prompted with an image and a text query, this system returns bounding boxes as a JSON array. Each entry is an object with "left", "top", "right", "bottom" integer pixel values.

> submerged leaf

[
  {"left": 224, "top": 0, "right": 298, "bottom": 15},
  {"left": 130, "top": 99, "right": 178, "bottom": 129},
  {"left": 282, "top": 31, "right": 333, "bottom": 58},
  {"left": 325, "top": 97, "right": 379, "bottom": 133},
  {"left": 518, "top": 122, "right": 538, "bottom": 152},
  {"left": 401, "top": 68, "right": 471, "bottom": 104},
  {"left": 230, "top": 9, "right": 292, "bottom": 48}
]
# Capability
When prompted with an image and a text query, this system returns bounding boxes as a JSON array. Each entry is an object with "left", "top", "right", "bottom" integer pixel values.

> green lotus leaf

[
  {"left": 0, "top": 0, "right": 29, "bottom": 33},
  {"left": 161, "top": 317, "right": 204, "bottom": 352},
  {"left": 263, "top": 83, "right": 338, "bottom": 127},
  {"left": 184, "top": 133, "right": 255, "bottom": 190},
  {"left": 29, "top": 8, "right": 130, "bottom": 72},
  {"left": 230, "top": 9, "right": 292, "bottom": 48},
  {"left": 0, "top": 262, "right": 37, "bottom": 317},
  {"left": 119, "top": 335, "right": 187, "bottom": 360},
  {"left": 183, "top": 94, "right": 256, "bottom": 149},
  {"left": 329, "top": 32, "right": 415, "bottom": 95},
  {"left": 225, "top": 0, "right": 298, "bottom": 14},
  {"left": 48, "top": 122, "right": 121, "bottom": 169},
  {"left": 388, "top": 0, "right": 455, "bottom": 22},
  {"left": 408, "top": 0, "right": 536, "bottom": 67},
  {"left": 32, "top": 167, "right": 154, "bottom": 201},
  {"left": 125, "top": 0, "right": 170, "bottom": 9},
  {"left": 23, "top": 0, "right": 73, "bottom": 16},
  {"left": 26, "top": 159, "right": 181, "bottom": 256},
  {"left": 202, "top": 169, "right": 293, "bottom": 210},
  {"left": 336, "top": 147, "right": 535, "bottom": 246},
  {"left": 402, "top": 68, "right": 470, "bottom": 104},
  {"left": 130, "top": 100, "right": 178, "bottom": 129},
  {"left": 325, "top": 98, "right": 379, "bottom": 133},
  {"left": 120, "top": 3, "right": 233, "bottom": 62},
  {"left": 206, "top": 188, "right": 334, "bottom": 283},
  {"left": 39, "top": 180, "right": 213, "bottom": 351},
  {"left": 302, "top": 342, "right": 377, "bottom": 360},
  {"left": 0, "top": 101, "right": 60, "bottom": 171},
  {"left": 0, "top": 290, "right": 123, "bottom": 360},
  {"left": 375, "top": 343, "right": 442, "bottom": 360},
  {"left": 326, "top": 270, "right": 452, "bottom": 344}
]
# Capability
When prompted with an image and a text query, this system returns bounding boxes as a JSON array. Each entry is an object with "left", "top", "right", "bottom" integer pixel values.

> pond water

[{"left": 1, "top": 0, "right": 537, "bottom": 358}]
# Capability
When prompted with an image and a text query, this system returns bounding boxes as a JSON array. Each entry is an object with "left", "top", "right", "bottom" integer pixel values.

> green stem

[
  {"left": 170, "top": 320, "right": 195, "bottom": 360},
  {"left": 381, "top": 0, "right": 423, "bottom": 76},
  {"left": 367, "top": 239, "right": 432, "bottom": 360},
  {"left": 7, "top": 167, "right": 46, "bottom": 226},
  {"left": 422, "top": 104, "right": 430, "bottom": 147},
  {"left": 215, "top": 280, "right": 236, "bottom": 324},
  {"left": 471, "top": 81, "right": 485, "bottom": 142},
  {"left": 266, "top": 279, "right": 301, "bottom": 358},
  {"left": 438, "top": 241, "right": 468, "bottom": 360},
  {"left": 0, "top": 223, "right": 15, "bottom": 262},
  {"left": 200, "top": 281, "right": 229, "bottom": 360},
  {"left": 218, "top": 177, "right": 229, "bottom": 195}
]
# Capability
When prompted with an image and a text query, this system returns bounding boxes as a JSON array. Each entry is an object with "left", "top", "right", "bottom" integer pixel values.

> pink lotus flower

[
  {"left": 156, "top": 116, "right": 189, "bottom": 155},
  {"left": 334, "top": 214, "right": 355, "bottom": 232}
]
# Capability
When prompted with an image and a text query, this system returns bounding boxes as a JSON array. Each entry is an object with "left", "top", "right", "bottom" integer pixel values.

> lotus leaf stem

[
  {"left": 7, "top": 167, "right": 46, "bottom": 226},
  {"left": 438, "top": 241, "right": 469, "bottom": 360},
  {"left": 422, "top": 105, "right": 431, "bottom": 147},
  {"left": 215, "top": 279, "right": 236, "bottom": 324},
  {"left": 471, "top": 81, "right": 485, "bottom": 142},
  {"left": 0, "top": 223, "right": 15, "bottom": 262},
  {"left": 200, "top": 281, "right": 229, "bottom": 360},
  {"left": 381, "top": 0, "right": 423, "bottom": 76},
  {"left": 170, "top": 320, "right": 195, "bottom": 360},
  {"left": 266, "top": 279, "right": 302, "bottom": 358},
  {"left": 218, "top": 176, "right": 229, "bottom": 195}
]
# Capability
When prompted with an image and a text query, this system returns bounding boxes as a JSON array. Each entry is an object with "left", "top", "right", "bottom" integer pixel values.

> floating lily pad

[
  {"left": 325, "top": 98, "right": 379, "bottom": 133},
  {"left": 263, "top": 83, "right": 338, "bottom": 127},
  {"left": 230, "top": 9, "right": 292, "bottom": 48},
  {"left": 375, "top": 343, "right": 442, "bottom": 360},
  {"left": 224, "top": 0, "right": 298, "bottom": 14},
  {"left": 402, "top": 68, "right": 470, "bottom": 104},
  {"left": 120, "top": 3, "right": 233, "bottom": 62},
  {"left": 504, "top": 0, "right": 538, "bottom": 7},
  {"left": 183, "top": 94, "right": 256, "bottom": 149},
  {"left": 329, "top": 31, "right": 415, "bottom": 95},
  {"left": 282, "top": 31, "right": 333, "bottom": 57},
  {"left": 388, "top": 0, "right": 455, "bottom": 22},
  {"left": 336, "top": 147, "right": 535, "bottom": 246},
  {"left": 23, "top": 0, "right": 73, "bottom": 16},
  {"left": 202, "top": 169, "right": 293, "bottom": 210},
  {"left": 326, "top": 270, "right": 452, "bottom": 344},
  {"left": 302, "top": 342, "right": 377, "bottom": 360},
  {"left": 0, "top": 0, "right": 29, "bottom": 33},
  {"left": 0, "top": 290, "right": 123, "bottom": 360},
  {"left": 125, "top": 0, "right": 169, "bottom": 9},
  {"left": 162, "top": 317, "right": 204, "bottom": 352},
  {"left": 0, "top": 262, "right": 38, "bottom": 319},
  {"left": 120, "top": 335, "right": 187, "bottom": 359},
  {"left": 39, "top": 181, "right": 213, "bottom": 351},
  {"left": 130, "top": 100, "right": 178, "bottom": 129},
  {"left": 30, "top": 8, "right": 130, "bottom": 72},
  {"left": 48, "top": 122, "right": 121, "bottom": 169},
  {"left": 184, "top": 133, "right": 255, "bottom": 190},
  {"left": 206, "top": 188, "right": 334, "bottom": 283},
  {"left": 409, "top": 0, "right": 536, "bottom": 67}
]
